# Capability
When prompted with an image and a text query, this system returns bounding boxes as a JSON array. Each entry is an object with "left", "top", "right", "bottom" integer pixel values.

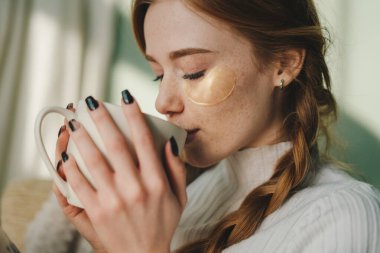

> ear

[{"left": 273, "top": 48, "right": 306, "bottom": 89}]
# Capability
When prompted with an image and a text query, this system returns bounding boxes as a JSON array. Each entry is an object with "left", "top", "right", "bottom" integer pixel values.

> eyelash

[
  {"left": 153, "top": 70, "right": 206, "bottom": 82},
  {"left": 183, "top": 70, "right": 206, "bottom": 80},
  {"left": 153, "top": 75, "right": 163, "bottom": 82}
]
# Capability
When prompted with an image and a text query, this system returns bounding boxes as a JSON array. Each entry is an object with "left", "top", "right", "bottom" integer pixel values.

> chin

[{"left": 181, "top": 146, "right": 222, "bottom": 169}]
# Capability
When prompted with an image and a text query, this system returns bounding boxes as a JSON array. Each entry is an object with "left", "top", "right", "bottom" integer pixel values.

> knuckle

[
  {"left": 69, "top": 175, "right": 82, "bottom": 190},
  {"left": 88, "top": 154, "right": 104, "bottom": 169},
  {"left": 149, "top": 179, "right": 168, "bottom": 197},
  {"left": 108, "top": 136, "right": 127, "bottom": 154},
  {"left": 91, "top": 210, "right": 106, "bottom": 223},
  {"left": 91, "top": 109, "right": 106, "bottom": 123},
  {"left": 127, "top": 187, "right": 147, "bottom": 204},
  {"left": 138, "top": 131, "right": 154, "bottom": 145},
  {"left": 106, "top": 198, "right": 124, "bottom": 214},
  {"left": 126, "top": 107, "right": 139, "bottom": 120},
  {"left": 72, "top": 130, "right": 86, "bottom": 143},
  {"left": 125, "top": 109, "right": 155, "bottom": 144}
]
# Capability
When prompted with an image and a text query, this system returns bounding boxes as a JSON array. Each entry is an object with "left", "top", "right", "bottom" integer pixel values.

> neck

[{"left": 245, "top": 122, "right": 288, "bottom": 149}]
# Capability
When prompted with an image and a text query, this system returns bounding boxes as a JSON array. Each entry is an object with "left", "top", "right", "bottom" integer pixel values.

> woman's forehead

[{"left": 143, "top": 0, "right": 239, "bottom": 58}]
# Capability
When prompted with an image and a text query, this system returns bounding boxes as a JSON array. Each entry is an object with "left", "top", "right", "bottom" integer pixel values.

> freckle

[{"left": 182, "top": 65, "right": 237, "bottom": 106}]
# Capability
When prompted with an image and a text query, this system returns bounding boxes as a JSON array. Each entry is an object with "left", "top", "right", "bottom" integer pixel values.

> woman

[{"left": 26, "top": 0, "right": 380, "bottom": 252}]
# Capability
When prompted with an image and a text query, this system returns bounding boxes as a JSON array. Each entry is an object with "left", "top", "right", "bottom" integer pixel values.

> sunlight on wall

[
  {"left": 108, "top": 0, "right": 161, "bottom": 118},
  {"left": 110, "top": 62, "right": 161, "bottom": 118},
  {"left": 316, "top": 0, "right": 380, "bottom": 139}
]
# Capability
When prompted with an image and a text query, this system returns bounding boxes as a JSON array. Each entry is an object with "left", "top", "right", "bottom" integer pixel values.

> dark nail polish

[
  {"left": 61, "top": 152, "right": 69, "bottom": 162},
  {"left": 121, "top": 89, "right": 134, "bottom": 104},
  {"left": 170, "top": 136, "right": 178, "bottom": 156},
  {"left": 56, "top": 160, "right": 66, "bottom": 181},
  {"left": 66, "top": 103, "right": 74, "bottom": 110},
  {"left": 85, "top": 96, "right": 99, "bottom": 111},
  {"left": 68, "top": 119, "right": 77, "bottom": 132},
  {"left": 8, "top": 242, "right": 20, "bottom": 253},
  {"left": 56, "top": 160, "right": 62, "bottom": 171},
  {"left": 58, "top": 125, "right": 66, "bottom": 137}
]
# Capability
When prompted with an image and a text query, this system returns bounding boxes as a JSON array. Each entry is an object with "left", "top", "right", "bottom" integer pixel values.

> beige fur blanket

[{"left": 1, "top": 179, "right": 52, "bottom": 252}]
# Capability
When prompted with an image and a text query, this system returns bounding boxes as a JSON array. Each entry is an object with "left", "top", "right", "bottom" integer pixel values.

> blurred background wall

[
  {"left": 0, "top": 0, "right": 115, "bottom": 192},
  {"left": 316, "top": 0, "right": 380, "bottom": 187},
  {"left": 0, "top": 0, "right": 379, "bottom": 193}
]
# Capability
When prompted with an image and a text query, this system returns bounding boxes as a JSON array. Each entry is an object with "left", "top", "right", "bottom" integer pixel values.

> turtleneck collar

[
  {"left": 171, "top": 141, "right": 293, "bottom": 250},
  {"left": 227, "top": 141, "right": 293, "bottom": 196}
]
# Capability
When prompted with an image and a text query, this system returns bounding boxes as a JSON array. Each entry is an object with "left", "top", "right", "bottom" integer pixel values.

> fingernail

[
  {"left": 66, "top": 103, "right": 74, "bottom": 110},
  {"left": 68, "top": 119, "right": 79, "bottom": 132},
  {"left": 58, "top": 125, "right": 66, "bottom": 137},
  {"left": 61, "top": 151, "right": 69, "bottom": 162},
  {"left": 121, "top": 89, "right": 134, "bottom": 104},
  {"left": 56, "top": 160, "right": 62, "bottom": 171},
  {"left": 85, "top": 96, "right": 99, "bottom": 111},
  {"left": 170, "top": 136, "right": 178, "bottom": 156},
  {"left": 56, "top": 160, "right": 66, "bottom": 181}
]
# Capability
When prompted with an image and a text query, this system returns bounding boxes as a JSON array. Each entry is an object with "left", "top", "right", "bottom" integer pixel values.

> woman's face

[{"left": 144, "top": 0, "right": 284, "bottom": 167}]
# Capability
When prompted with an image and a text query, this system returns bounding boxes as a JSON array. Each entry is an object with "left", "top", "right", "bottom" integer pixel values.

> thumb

[{"left": 164, "top": 136, "right": 187, "bottom": 209}]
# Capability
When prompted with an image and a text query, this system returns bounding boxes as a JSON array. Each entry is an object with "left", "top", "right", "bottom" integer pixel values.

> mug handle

[{"left": 34, "top": 106, "right": 76, "bottom": 197}]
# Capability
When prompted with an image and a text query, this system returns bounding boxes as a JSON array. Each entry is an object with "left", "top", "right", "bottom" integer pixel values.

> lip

[{"left": 185, "top": 128, "right": 200, "bottom": 144}]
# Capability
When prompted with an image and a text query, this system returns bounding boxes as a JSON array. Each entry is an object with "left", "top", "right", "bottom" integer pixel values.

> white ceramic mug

[{"left": 34, "top": 100, "right": 187, "bottom": 208}]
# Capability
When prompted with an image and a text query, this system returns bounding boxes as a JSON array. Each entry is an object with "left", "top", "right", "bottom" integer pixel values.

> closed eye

[
  {"left": 153, "top": 75, "right": 164, "bottom": 82},
  {"left": 183, "top": 70, "right": 206, "bottom": 80}
]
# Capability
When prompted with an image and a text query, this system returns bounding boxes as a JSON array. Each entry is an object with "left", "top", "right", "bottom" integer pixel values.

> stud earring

[{"left": 279, "top": 79, "right": 285, "bottom": 90}]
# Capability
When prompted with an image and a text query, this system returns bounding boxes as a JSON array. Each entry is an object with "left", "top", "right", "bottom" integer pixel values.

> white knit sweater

[{"left": 26, "top": 142, "right": 380, "bottom": 253}]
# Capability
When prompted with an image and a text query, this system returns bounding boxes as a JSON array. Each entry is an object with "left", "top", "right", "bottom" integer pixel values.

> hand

[
  {"left": 60, "top": 93, "right": 187, "bottom": 253},
  {"left": 54, "top": 103, "right": 107, "bottom": 253}
]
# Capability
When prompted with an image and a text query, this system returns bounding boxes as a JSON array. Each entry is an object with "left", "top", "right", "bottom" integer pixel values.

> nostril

[
  {"left": 155, "top": 85, "right": 184, "bottom": 115},
  {"left": 165, "top": 112, "right": 178, "bottom": 120}
]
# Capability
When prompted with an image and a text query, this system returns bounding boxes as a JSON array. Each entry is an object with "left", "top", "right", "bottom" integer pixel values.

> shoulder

[
  {"left": 263, "top": 164, "right": 380, "bottom": 217},
  {"left": 283, "top": 165, "right": 380, "bottom": 252},
  {"left": 295, "top": 165, "right": 380, "bottom": 227},
  {"left": 222, "top": 165, "right": 380, "bottom": 253},
  {"left": 296, "top": 164, "right": 380, "bottom": 210}
]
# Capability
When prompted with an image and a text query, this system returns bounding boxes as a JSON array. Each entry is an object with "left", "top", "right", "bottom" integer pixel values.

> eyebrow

[{"left": 145, "top": 48, "right": 215, "bottom": 62}]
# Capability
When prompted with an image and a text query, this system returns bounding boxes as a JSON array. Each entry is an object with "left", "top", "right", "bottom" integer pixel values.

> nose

[{"left": 155, "top": 77, "right": 184, "bottom": 116}]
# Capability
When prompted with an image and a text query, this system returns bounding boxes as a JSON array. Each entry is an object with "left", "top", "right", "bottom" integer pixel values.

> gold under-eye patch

[{"left": 183, "top": 65, "right": 237, "bottom": 106}]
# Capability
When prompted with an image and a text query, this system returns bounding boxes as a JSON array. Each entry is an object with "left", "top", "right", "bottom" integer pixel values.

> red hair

[{"left": 132, "top": 1, "right": 337, "bottom": 252}]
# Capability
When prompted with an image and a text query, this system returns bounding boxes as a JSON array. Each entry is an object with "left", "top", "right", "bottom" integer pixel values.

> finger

[
  {"left": 53, "top": 183, "right": 70, "bottom": 208},
  {"left": 61, "top": 152, "right": 98, "bottom": 210},
  {"left": 55, "top": 125, "right": 70, "bottom": 181},
  {"left": 53, "top": 184, "right": 90, "bottom": 222},
  {"left": 55, "top": 125, "right": 69, "bottom": 163},
  {"left": 83, "top": 96, "right": 139, "bottom": 185},
  {"left": 164, "top": 137, "right": 187, "bottom": 209},
  {"left": 120, "top": 90, "right": 163, "bottom": 177},
  {"left": 56, "top": 160, "right": 66, "bottom": 181},
  {"left": 64, "top": 102, "right": 76, "bottom": 125},
  {"left": 55, "top": 103, "right": 75, "bottom": 179},
  {"left": 66, "top": 119, "right": 115, "bottom": 192},
  {"left": 66, "top": 102, "right": 75, "bottom": 112}
]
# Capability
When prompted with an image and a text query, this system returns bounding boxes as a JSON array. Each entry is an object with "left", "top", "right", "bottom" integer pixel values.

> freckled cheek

[
  {"left": 180, "top": 65, "right": 256, "bottom": 138},
  {"left": 181, "top": 65, "right": 237, "bottom": 106},
  {"left": 182, "top": 70, "right": 248, "bottom": 135},
  {"left": 190, "top": 103, "right": 237, "bottom": 142}
]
